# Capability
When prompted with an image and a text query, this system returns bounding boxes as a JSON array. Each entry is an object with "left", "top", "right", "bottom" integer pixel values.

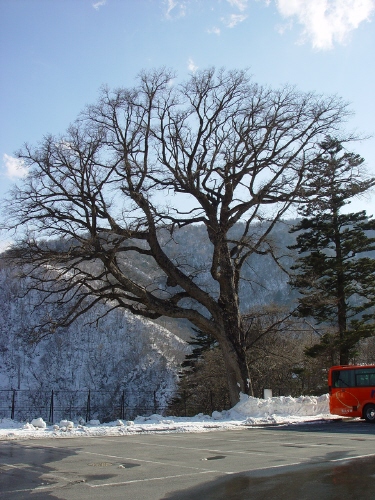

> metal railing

[{"left": 0, "top": 388, "right": 231, "bottom": 423}]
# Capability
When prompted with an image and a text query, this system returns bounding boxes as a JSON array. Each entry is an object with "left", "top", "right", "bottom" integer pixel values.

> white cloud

[
  {"left": 2, "top": 154, "right": 28, "bottom": 179},
  {"left": 187, "top": 58, "right": 198, "bottom": 72},
  {"left": 276, "top": 19, "right": 293, "bottom": 36},
  {"left": 164, "top": 0, "right": 187, "bottom": 19},
  {"left": 275, "top": 0, "right": 375, "bottom": 50},
  {"left": 0, "top": 239, "right": 12, "bottom": 253},
  {"left": 226, "top": 0, "right": 249, "bottom": 11},
  {"left": 92, "top": 0, "right": 106, "bottom": 10},
  {"left": 222, "top": 13, "right": 248, "bottom": 28},
  {"left": 207, "top": 26, "right": 221, "bottom": 35}
]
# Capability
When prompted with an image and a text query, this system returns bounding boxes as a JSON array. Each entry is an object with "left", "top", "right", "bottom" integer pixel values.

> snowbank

[
  {"left": 229, "top": 394, "right": 330, "bottom": 421},
  {"left": 0, "top": 393, "right": 336, "bottom": 441}
]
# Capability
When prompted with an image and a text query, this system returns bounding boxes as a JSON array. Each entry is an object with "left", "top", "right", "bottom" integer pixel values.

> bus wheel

[{"left": 363, "top": 404, "right": 375, "bottom": 423}]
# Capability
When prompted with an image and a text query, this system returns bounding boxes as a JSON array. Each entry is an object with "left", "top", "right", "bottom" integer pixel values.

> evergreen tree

[
  {"left": 168, "top": 331, "right": 228, "bottom": 416},
  {"left": 289, "top": 138, "right": 375, "bottom": 365},
  {"left": 180, "top": 329, "right": 218, "bottom": 373}
]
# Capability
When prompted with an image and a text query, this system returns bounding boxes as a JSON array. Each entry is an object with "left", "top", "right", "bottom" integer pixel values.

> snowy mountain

[
  {"left": 0, "top": 261, "right": 188, "bottom": 421},
  {"left": 0, "top": 220, "right": 297, "bottom": 420}
]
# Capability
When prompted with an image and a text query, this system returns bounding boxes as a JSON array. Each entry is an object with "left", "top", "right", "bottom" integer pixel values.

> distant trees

[
  {"left": 289, "top": 138, "right": 375, "bottom": 365},
  {"left": 0, "top": 68, "right": 362, "bottom": 405}
]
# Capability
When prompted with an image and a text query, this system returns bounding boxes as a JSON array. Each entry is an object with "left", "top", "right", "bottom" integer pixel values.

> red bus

[{"left": 328, "top": 365, "right": 375, "bottom": 422}]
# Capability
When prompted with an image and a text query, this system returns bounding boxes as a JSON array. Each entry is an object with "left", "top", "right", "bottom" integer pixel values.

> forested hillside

[
  {"left": 0, "top": 262, "right": 187, "bottom": 400},
  {"left": 0, "top": 221, "right": 295, "bottom": 395}
]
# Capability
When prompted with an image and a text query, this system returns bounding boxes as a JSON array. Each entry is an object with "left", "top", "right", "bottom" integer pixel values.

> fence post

[
  {"left": 11, "top": 390, "right": 16, "bottom": 420},
  {"left": 210, "top": 390, "right": 214, "bottom": 414},
  {"left": 86, "top": 390, "right": 91, "bottom": 422},
  {"left": 121, "top": 390, "right": 125, "bottom": 420},
  {"left": 49, "top": 390, "right": 54, "bottom": 424},
  {"left": 153, "top": 391, "right": 157, "bottom": 414},
  {"left": 183, "top": 390, "right": 187, "bottom": 417}
]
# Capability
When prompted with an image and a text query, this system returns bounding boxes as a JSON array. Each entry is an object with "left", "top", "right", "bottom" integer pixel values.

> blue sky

[{"left": 1, "top": 0, "right": 375, "bottom": 220}]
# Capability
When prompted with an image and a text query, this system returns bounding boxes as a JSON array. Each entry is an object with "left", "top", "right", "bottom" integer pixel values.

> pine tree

[
  {"left": 180, "top": 329, "right": 218, "bottom": 373},
  {"left": 289, "top": 138, "right": 375, "bottom": 365},
  {"left": 167, "top": 330, "right": 227, "bottom": 416}
]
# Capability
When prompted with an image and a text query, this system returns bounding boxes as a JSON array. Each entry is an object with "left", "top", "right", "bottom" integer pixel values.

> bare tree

[{"left": 2, "top": 68, "right": 354, "bottom": 405}]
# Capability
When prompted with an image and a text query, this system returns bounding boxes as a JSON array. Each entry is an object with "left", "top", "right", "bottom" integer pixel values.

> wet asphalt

[{"left": 1, "top": 419, "right": 375, "bottom": 499}]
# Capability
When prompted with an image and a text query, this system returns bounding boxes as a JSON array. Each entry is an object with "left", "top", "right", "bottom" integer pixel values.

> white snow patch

[
  {"left": 59, "top": 420, "right": 74, "bottom": 429},
  {"left": 88, "top": 419, "right": 100, "bottom": 426},
  {"left": 30, "top": 418, "right": 46, "bottom": 429},
  {"left": 0, "top": 394, "right": 341, "bottom": 441}
]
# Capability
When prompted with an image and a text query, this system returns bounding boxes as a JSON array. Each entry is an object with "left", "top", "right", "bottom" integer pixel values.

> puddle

[
  {"left": 84, "top": 474, "right": 117, "bottom": 482},
  {"left": 87, "top": 461, "right": 141, "bottom": 469}
]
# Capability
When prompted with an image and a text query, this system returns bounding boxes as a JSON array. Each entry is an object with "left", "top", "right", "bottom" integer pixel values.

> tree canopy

[{"left": 1, "top": 68, "right": 361, "bottom": 404}]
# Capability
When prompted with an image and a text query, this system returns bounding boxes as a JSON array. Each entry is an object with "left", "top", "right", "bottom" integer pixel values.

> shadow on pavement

[
  {"left": 258, "top": 419, "right": 375, "bottom": 435},
  {"left": 162, "top": 454, "right": 375, "bottom": 500},
  {"left": 0, "top": 441, "right": 80, "bottom": 499}
]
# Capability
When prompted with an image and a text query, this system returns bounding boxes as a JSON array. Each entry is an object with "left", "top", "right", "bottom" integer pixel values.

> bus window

[
  {"left": 355, "top": 368, "right": 375, "bottom": 387},
  {"left": 331, "top": 369, "right": 354, "bottom": 388},
  {"left": 356, "top": 373, "right": 370, "bottom": 386}
]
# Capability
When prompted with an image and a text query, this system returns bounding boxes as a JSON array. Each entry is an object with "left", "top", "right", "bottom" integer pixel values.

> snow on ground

[{"left": 0, "top": 394, "right": 341, "bottom": 441}]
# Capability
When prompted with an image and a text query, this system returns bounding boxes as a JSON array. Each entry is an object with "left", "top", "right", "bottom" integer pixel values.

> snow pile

[
  {"left": 0, "top": 393, "right": 337, "bottom": 441},
  {"left": 30, "top": 417, "right": 47, "bottom": 429},
  {"left": 228, "top": 394, "right": 329, "bottom": 422}
]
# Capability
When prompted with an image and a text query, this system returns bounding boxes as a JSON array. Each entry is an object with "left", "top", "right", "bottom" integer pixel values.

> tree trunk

[
  {"left": 219, "top": 334, "right": 252, "bottom": 407},
  {"left": 334, "top": 209, "right": 348, "bottom": 365}
]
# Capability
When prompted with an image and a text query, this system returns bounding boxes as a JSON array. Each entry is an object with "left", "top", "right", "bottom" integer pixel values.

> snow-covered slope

[
  {"left": 0, "top": 264, "right": 187, "bottom": 417},
  {"left": 0, "top": 220, "right": 302, "bottom": 421}
]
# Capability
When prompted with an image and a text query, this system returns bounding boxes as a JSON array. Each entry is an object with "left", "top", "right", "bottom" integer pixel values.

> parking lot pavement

[{"left": 1, "top": 420, "right": 375, "bottom": 500}]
